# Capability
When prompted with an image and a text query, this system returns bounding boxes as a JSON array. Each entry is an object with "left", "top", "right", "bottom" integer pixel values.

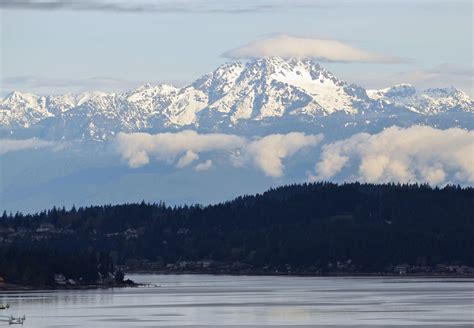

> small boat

[
  {"left": 9, "top": 315, "right": 25, "bottom": 325},
  {"left": 0, "top": 304, "right": 9, "bottom": 310}
]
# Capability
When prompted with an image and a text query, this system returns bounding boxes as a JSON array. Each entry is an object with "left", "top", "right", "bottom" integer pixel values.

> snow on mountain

[
  {"left": 367, "top": 84, "right": 473, "bottom": 115},
  {"left": 204, "top": 57, "right": 372, "bottom": 124},
  {"left": 0, "top": 91, "right": 52, "bottom": 128},
  {"left": 1, "top": 57, "right": 472, "bottom": 140}
]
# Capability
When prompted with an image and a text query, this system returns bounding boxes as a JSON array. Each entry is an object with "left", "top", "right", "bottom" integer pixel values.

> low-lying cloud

[
  {"left": 115, "top": 130, "right": 245, "bottom": 168},
  {"left": 223, "top": 35, "right": 405, "bottom": 63},
  {"left": 311, "top": 126, "right": 474, "bottom": 185},
  {"left": 115, "top": 130, "right": 321, "bottom": 177},
  {"left": 116, "top": 127, "right": 474, "bottom": 184},
  {"left": 0, "top": 138, "right": 56, "bottom": 155},
  {"left": 245, "top": 133, "right": 323, "bottom": 177}
]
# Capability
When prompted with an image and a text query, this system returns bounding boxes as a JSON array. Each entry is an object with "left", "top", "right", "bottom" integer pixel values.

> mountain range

[{"left": 1, "top": 57, "right": 472, "bottom": 141}]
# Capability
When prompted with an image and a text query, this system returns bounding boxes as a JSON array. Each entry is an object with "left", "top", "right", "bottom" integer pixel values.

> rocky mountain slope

[{"left": 1, "top": 57, "right": 472, "bottom": 140}]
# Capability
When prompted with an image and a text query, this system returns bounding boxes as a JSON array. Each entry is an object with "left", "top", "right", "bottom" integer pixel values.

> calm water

[{"left": 0, "top": 274, "right": 473, "bottom": 327}]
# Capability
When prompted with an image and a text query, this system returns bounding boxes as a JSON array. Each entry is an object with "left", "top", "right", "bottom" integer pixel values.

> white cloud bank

[
  {"left": 245, "top": 133, "right": 323, "bottom": 177},
  {"left": 115, "top": 130, "right": 321, "bottom": 177},
  {"left": 116, "top": 127, "right": 474, "bottom": 184},
  {"left": 0, "top": 138, "right": 56, "bottom": 155},
  {"left": 311, "top": 126, "right": 474, "bottom": 185},
  {"left": 223, "top": 35, "right": 405, "bottom": 63},
  {"left": 115, "top": 130, "right": 245, "bottom": 168}
]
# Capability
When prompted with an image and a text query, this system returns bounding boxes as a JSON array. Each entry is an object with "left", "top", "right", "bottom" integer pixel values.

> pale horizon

[{"left": 1, "top": 0, "right": 472, "bottom": 96}]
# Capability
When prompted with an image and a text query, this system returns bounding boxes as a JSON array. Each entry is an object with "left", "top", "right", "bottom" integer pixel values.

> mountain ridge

[{"left": 1, "top": 57, "right": 472, "bottom": 141}]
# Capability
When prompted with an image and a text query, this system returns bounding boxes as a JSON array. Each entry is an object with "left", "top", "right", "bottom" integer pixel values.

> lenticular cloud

[
  {"left": 311, "top": 126, "right": 474, "bottom": 185},
  {"left": 223, "top": 35, "right": 403, "bottom": 63}
]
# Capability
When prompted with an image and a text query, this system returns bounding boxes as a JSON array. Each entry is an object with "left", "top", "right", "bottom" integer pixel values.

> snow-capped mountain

[
  {"left": 0, "top": 91, "right": 53, "bottom": 128},
  {"left": 1, "top": 57, "right": 472, "bottom": 140},
  {"left": 367, "top": 84, "right": 473, "bottom": 115}
]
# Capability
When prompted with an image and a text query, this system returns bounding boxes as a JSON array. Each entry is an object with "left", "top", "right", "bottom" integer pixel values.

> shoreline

[
  {"left": 2, "top": 272, "right": 473, "bottom": 291},
  {"left": 0, "top": 281, "right": 139, "bottom": 292},
  {"left": 126, "top": 270, "right": 474, "bottom": 279}
]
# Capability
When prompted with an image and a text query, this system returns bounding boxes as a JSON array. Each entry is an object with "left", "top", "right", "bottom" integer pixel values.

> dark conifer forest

[{"left": 1, "top": 182, "right": 473, "bottom": 286}]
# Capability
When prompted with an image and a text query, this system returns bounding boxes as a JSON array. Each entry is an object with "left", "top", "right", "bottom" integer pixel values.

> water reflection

[{"left": 0, "top": 275, "right": 472, "bottom": 327}]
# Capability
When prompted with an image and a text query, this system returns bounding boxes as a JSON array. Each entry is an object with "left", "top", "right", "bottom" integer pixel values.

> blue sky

[{"left": 1, "top": 0, "right": 472, "bottom": 95}]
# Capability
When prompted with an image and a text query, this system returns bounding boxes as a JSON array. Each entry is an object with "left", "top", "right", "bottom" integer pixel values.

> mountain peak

[
  {"left": 3, "top": 90, "right": 39, "bottom": 102},
  {"left": 128, "top": 83, "right": 178, "bottom": 97},
  {"left": 367, "top": 84, "right": 473, "bottom": 114},
  {"left": 244, "top": 56, "right": 324, "bottom": 74},
  {"left": 1, "top": 59, "right": 472, "bottom": 139},
  {"left": 368, "top": 84, "right": 416, "bottom": 99}
]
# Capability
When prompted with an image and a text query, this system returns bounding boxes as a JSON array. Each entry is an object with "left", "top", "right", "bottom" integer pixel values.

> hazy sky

[{"left": 1, "top": 0, "right": 472, "bottom": 95}]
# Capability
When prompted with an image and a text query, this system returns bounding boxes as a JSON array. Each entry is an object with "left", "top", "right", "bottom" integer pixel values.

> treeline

[
  {"left": 0, "top": 248, "right": 114, "bottom": 286},
  {"left": 1, "top": 182, "right": 473, "bottom": 282}
]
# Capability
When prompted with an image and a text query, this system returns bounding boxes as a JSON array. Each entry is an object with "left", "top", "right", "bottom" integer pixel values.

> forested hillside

[{"left": 1, "top": 183, "right": 473, "bottom": 286}]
